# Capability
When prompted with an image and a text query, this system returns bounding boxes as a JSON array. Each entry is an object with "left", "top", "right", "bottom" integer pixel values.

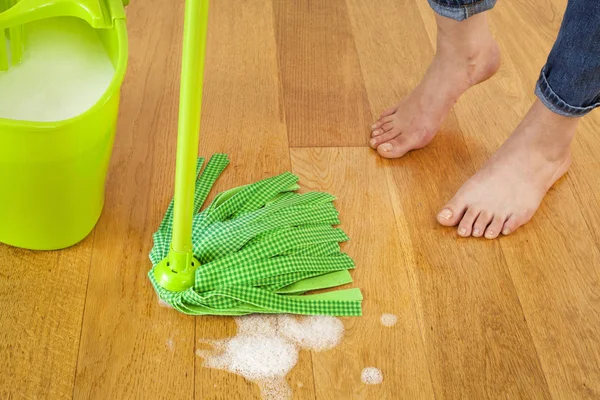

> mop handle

[{"left": 171, "top": 0, "right": 210, "bottom": 257}]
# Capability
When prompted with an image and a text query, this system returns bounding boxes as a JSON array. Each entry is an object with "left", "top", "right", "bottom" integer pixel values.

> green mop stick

[
  {"left": 153, "top": 0, "right": 209, "bottom": 291},
  {"left": 172, "top": 0, "right": 209, "bottom": 254}
]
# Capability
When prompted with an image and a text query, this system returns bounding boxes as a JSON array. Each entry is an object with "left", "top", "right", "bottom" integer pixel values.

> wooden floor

[{"left": 2, "top": 0, "right": 600, "bottom": 398}]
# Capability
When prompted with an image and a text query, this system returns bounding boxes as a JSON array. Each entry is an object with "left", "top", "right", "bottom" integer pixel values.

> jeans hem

[
  {"left": 535, "top": 66, "right": 600, "bottom": 118},
  {"left": 427, "top": 0, "right": 496, "bottom": 22}
]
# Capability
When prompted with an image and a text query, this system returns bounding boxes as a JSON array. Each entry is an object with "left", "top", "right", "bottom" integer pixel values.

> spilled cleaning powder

[
  {"left": 0, "top": 17, "right": 115, "bottom": 122},
  {"left": 278, "top": 315, "right": 344, "bottom": 351},
  {"left": 361, "top": 367, "right": 383, "bottom": 385},
  {"left": 196, "top": 315, "right": 345, "bottom": 400},
  {"left": 380, "top": 313, "right": 398, "bottom": 327},
  {"left": 158, "top": 298, "right": 174, "bottom": 309},
  {"left": 166, "top": 338, "right": 175, "bottom": 352}
]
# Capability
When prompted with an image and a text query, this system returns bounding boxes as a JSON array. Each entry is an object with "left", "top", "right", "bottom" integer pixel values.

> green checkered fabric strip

[{"left": 148, "top": 154, "right": 362, "bottom": 316}]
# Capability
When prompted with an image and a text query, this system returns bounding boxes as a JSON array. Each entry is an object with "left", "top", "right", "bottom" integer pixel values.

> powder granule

[
  {"left": 380, "top": 313, "right": 398, "bottom": 327},
  {"left": 361, "top": 367, "right": 383, "bottom": 385}
]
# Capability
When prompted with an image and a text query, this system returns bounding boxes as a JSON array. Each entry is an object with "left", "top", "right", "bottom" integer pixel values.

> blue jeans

[{"left": 427, "top": 0, "right": 600, "bottom": 117}]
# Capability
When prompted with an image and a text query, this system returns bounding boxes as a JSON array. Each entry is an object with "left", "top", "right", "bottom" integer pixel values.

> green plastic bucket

[{"left": 0, "top": 15, "right": 128, "bottom": 250}]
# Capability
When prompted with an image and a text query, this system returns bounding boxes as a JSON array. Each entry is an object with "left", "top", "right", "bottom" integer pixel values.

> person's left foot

[{"left": 437, "top": 99, "right": 579, "bottom": 239}]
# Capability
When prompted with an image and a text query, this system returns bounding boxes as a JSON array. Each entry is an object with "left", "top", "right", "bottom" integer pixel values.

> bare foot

[
  {"left": 437, "top": 99, "right": 579, "bottom": 239},
  {"left": 370, "top": 13, "right": 500, "bottom": 158}
]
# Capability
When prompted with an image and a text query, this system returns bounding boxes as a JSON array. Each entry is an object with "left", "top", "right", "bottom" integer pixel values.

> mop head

[{"left": 148, "top": 154, "right": 362, "bottom": 316}]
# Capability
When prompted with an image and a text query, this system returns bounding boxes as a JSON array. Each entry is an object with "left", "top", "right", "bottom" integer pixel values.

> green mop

[{"left": 148, "top": 0, "right": 362, "bottom": 316}]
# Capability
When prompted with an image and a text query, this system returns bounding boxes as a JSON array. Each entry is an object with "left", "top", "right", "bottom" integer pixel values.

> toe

[
  {"left": 437, "top": 199, "right": 468, "bottom": 227},
  {"left": 501, "top": 215, "right": 521, "bottom": 236},
  {"left": 472, "top": 211, "right": 493, "bottom": 237},
  {"left": 371, "top": 116, "right": 394, "bottom": 133},
  {"left": 376, "top": 134, "right": 418, "bottom": 159},
  {"left": 380, "top": 107, "right": 397, "bottom": 118},
  {"left": 484, "top": 215, "right": 505, "bottom": 239},
  {"left": 382, "top": 121, "right": 395, "bottom": 132},
  {"left": 371, "top": 116, "right": 395, "bottom": 137},
  {"left": 457, "top": 207, "right": 480, "bottom": 237},
  {"left": 370, "top": 127, "right": 402, "bottom": 149}
]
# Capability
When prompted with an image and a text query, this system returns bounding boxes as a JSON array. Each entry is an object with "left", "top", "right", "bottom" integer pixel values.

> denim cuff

[
  {"left": 535, "top": 66, "right": 600, "bottom": 118},
  {"left": 427, "top": 0, "right": 496, "bottom": 22}
]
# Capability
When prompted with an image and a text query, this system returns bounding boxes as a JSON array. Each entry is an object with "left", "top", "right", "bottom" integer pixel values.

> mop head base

[{"left": 148, "top": 154, "right": 362, "bottom": 316}]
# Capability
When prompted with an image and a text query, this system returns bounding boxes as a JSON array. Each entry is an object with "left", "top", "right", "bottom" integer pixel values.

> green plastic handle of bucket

[
  {"left": 0, "top": 0, "right": 127, "bottom": 30},
  {"left": 152, "top": 0, "right": 209, "bottom": 292}
]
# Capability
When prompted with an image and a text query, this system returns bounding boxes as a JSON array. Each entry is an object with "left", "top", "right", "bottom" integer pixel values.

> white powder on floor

[
  {"left": 236, "top": 314, "right": 280, "bottom": 337},
  {"left": 158, "top": 298, "right": 174, "bottom": 309},
  {"left": 203, "top": 335, "right": 298, "bottom": 381},
  {"left": 0, "top": 17, "right": 115, "bottom": 122},
  {"left": 260, "top": 377, "right": 293, "bottom": 400},
  {"left": 380, "top": 313, "right": 398, "bottom": 327},
  {"left": 196, "top": 314, "right": 345, "bottom": 400},
  {"left": 278, "top": 315, "right": 344, "bottom": 351},
  {"left": 166, "top": 338, "right": 175, "bottom": 352},
  {"left": 361, "top": 367, "right": 383, "bottom": 385}
]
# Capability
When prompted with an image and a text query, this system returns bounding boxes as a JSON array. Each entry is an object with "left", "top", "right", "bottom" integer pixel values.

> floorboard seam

[{"left": 71, "top": 228, "right": 97, "bottom": 399}]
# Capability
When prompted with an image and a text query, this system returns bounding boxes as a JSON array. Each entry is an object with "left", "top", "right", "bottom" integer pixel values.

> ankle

[
  {"left": 434, "top": 14, "right": 500, "bottom": 86},
  {"left": 521, "top": 100, "right": 579, "bottom": 162},
  {"left": 435, "top": 13, "right": 492, "bottom": 55}
]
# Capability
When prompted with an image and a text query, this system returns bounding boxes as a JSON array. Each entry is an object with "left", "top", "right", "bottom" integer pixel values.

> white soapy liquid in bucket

[
  {"left": 361, "top": 367, "right": 383, "bottom": 385},
  {"left": 0, "top": 18, "right": 115, "bottom": 122},
  {"left": 196, "top": 315, "right": 345, "bottom": 400}
]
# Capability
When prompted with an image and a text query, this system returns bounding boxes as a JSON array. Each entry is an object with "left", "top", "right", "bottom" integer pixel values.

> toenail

[
  {"left": 380, "top": 143, "right": 393, "bottom": 152},
  {"left": 502, "top": 228, "right": 510, "bottom": 235},
  {"left": 371, "top": 124, "right": 377, "bottom": 129},
  {"left": 373, "top": 130, "right": 382, "bottom": 136},
  {"left": 370, "top": 138, "right": 378, "bottom": 147},
  {"left": 458, "top": 228, "right": 467, "bottom": 236},
  {"left": 473, "top": 228, "right": 480, "bottom": 236},
  {"left": 438, "top": 209, "right": 453, "bottom": 220},
  {"left": 485, "top": 231, "right": 494, "bottom": 238}
]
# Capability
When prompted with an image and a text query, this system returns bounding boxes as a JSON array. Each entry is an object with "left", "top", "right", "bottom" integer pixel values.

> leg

[
  {"left": 437, "top": 0, "right": 600, "bottom": 239},
  {"left": 369, "top": 0, "right": 500, "bottom": 158}
]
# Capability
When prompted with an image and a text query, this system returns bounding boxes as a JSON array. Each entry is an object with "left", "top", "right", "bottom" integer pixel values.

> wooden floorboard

[
  {"left": 291, "top": 147, "right": 435, "bottom": 399},
  {"left": 568, "top": 115, "right": 600, "bottom": 249},
  {"left": 191, "top": 0, "right": 313, "bottom": 398},
  {"left": 417, "top": 0, "right": 600, "bottom": 397},
  {"left": 273, "top": 0, "right": 372, "bottom": 148},
  {"left": 0, "top": 238, "right": 93, "bottom": 399},
  {"left": 73, "top": 1, "right": 196, "bottom": 398},
  {"left": 2, "top": 0, "right": 600, "bottom": 399},
  {"left": 486, "top": 2, "right": 600, "bottom": 398}
]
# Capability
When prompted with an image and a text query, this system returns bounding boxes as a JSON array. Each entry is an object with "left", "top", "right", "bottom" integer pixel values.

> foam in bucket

[
  {"left": 197, "top": 315, "right": 345, "bottom": 399},
  {"left": 0, "top": 18, "right": 115, "bottom": 122}
]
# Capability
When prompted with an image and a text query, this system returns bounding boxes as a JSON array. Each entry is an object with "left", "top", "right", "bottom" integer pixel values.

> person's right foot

[
  {"left": 437, "top": 99, "right": 577, "bottom": 239},
  {"left": 370, "top": 13, "right": 501, "bottom": 158}
]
